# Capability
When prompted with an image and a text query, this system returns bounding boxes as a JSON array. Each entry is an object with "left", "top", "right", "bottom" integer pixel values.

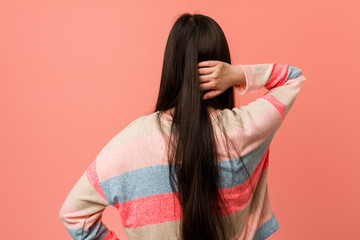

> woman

[{"left": 59, "top": 13, "right": 306, "bottom": 240}]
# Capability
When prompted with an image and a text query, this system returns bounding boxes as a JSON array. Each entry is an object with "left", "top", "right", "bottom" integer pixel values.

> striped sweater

[{"left": 59, "top": 62, "right": 306, "bottom": 240}]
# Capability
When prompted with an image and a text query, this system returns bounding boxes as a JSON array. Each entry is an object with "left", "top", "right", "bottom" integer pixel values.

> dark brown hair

[{"left": 154, "top": 12, "right": 254, "bottom": 240}]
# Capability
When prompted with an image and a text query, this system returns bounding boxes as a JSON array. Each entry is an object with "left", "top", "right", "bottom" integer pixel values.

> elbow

[
  {"left": 58, "top": 205, "right": 65, "bottom": 223},
  {"left": 58, "top": 202, "right": 69, "bottom": 225}
]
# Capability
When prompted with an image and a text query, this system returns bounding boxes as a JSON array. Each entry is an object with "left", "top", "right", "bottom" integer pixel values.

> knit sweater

[{"left": 59, "top": 62, "right": 306, "bottom": 240}]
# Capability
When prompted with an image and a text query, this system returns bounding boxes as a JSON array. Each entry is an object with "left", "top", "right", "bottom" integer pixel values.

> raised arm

[
  {"left": 233, "top": 62, "right": 306, "bottom": 120},
  {"left": 225, "top": 62, "right": 306, "bottom": 155}
]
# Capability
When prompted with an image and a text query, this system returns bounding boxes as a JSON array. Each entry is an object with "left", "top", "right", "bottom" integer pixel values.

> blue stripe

[
  {"left": 287, "top": 65, "right": 304, "bottom": 80},
  {"left": 253, "top": 215, "right": 280, "bottom": 240},
  {"left": 101, "top": 132, "right": 275, "bottom": 206},
  {"left": 67, "top": 222, "right": 109, "bottom": 240}
]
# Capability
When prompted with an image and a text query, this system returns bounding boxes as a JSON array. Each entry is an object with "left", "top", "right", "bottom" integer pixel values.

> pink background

[{"left": 1, "top": 0, "right": 359, "bottom": 239}]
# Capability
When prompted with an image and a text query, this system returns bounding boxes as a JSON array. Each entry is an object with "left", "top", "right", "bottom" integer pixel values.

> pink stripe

[
  {"left": 261, "top": 95, "right": 286, "bottom": 120},
  {"left": 115, "top": 192, "right": 182, "bottom": 228},
  {"left": 116, "top": 148, "right": 270, "bottom": 228},
  {"left": 86, "top": 159, "right": 108, "bottom": 201},
  {"left": 265, "top": 63, "right": 289, "bottom": 90}
]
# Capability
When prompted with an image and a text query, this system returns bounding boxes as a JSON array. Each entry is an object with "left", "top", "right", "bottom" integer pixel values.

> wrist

[{"left": 232, "top": 65, "right": 245, "bottom": 87}]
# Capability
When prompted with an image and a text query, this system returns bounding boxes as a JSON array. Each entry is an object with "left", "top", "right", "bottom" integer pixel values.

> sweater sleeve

[
  {"left": 227, "top": 62, "right": 306, "bottom": 152},
  {"left": 58, "top": 157, "right": 119, "bottom": 240}
]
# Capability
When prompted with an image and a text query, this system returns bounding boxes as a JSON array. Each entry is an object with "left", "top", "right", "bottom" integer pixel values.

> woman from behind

[
  {"left": 154, "top": 12, "right": 245, "bottom": 240},
  {"left": 155, "top": 12, "right": 306, "bottom": 240},
  {"left": 58, "top": 11, "right": 306, "bottom": 240}
]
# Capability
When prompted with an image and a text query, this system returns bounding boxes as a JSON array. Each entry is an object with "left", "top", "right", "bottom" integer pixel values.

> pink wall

[{"left": 1, "top": 0, "right": 359, "bottom": 239}]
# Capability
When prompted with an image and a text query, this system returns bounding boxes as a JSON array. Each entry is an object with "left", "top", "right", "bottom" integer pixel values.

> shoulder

[{"left": 96, "top": 112, "right": 163, "bottom": 158}]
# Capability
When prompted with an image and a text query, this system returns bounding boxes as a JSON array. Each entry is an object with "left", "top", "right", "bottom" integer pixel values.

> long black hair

[{"left": 154, "top": 12, "right": 254, "bottom": 240}]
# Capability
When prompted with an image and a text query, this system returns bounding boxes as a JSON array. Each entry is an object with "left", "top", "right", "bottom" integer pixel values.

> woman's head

[
  {"left": 155, "top": 12, "right": 235, "bottom": 113},
  {"left": 154, "top": 12, "right": 253, "bottom": 240}
]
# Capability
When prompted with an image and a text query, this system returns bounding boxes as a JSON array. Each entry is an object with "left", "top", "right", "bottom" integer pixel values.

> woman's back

[{"left": 59, "top": 62, "right": 306, "bottom": 240}]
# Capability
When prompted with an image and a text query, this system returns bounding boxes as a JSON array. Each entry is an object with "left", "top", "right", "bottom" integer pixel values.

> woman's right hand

[{"left": 197, "top": 60, "right": 244, "bottom": 100}]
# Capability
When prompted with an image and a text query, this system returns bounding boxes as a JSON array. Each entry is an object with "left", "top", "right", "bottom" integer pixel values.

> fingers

[
  {"left": 198, "top": 61, "right": 221, "bottom": 100},
  {"left": 198, "top": 63, "right": 216, "bottom": 83},
  {"left": 199, "top": 82, "right": 215, "bottom": 91},
  {"left": 198, "top": 60, "right": 218, "bottom": 68},
  {"left": 198, "top": 74, "right": 213, "bottom": 83},
  {"left": 198, "top": 66, "right": 215, "bottom": 75},
  {"left": 203, "top": 90, "right": 222, "bottom": 100},
  {"left": 198, "top": 60, "right": 224, "bottom": 100}
]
